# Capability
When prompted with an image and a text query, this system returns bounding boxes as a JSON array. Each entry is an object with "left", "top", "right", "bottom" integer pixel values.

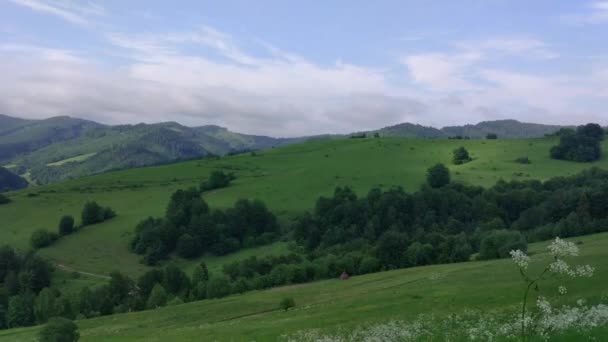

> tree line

[{"left": 550, "top": 123, "right": 604, "bottom": 162}]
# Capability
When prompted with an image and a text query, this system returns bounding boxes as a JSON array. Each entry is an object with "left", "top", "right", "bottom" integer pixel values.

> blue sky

[{"left": 1, "top": 0, "right": 607, "bottom": 136}]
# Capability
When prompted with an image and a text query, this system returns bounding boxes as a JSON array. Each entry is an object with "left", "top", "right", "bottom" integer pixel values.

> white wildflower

[
  {"left": 549, "top": 259, "right": 575, "bottom": 276},
  {"left": 547, "top": 237, "right": 579, "bottom": 258},
  {"left": 537, "top": 296, "right": 552, "bottom": 315},
  {"left": 575, "top": 264, "right": 595, "bottom": 278},
  {"left": 510, "top": 249, "right": 530, "bottom": 269},
  {"left": 558, "top": 286, "right": 567, "bottom": 295}
]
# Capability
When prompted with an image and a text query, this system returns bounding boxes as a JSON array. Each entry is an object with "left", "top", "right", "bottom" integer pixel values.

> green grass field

[
  {"left": 1, "top": 233, "right": 606, "bottom": 341},
  {"left": 2, "top": 136, "right": 608, "bottom": 280}
]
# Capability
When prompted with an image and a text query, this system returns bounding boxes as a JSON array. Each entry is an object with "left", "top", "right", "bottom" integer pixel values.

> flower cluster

[
  {"left": 547, "top": 237, "right": 579, "bottom": 258},
  {"left": 509, "top": 249, "right": 530, "bottom": 269}
]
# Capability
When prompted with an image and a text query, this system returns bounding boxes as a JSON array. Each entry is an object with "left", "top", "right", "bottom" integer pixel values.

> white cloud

[
  {"left": 561, "top": 1, "right": 608, "bottom": 25},
  {"left": 454, "top": 37, "right": 559, "bottom": 59},
  {"left": 8, "top": 0, "right": 104, "bottom": 26},
  {"left": 402, "top": 52, "right": 481, "bottom": 91}
]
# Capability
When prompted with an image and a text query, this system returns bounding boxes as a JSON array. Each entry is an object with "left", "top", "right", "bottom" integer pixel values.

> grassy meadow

[
  {"left": 0, "top": 233, "right": 606, "bottom": 341},
  {"left": 2, "top": 136, "right": 608, "bottom": 280}
]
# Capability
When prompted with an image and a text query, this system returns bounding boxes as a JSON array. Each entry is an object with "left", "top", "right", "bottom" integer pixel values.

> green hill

[
  {"left": 2, "top": 136, "right": 608, "bottom": 278},
  {"left": 1, "top": 233, "right": 606, "bottom": 341}
]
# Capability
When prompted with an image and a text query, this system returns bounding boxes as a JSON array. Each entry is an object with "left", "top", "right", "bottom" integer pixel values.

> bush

[
  {"left": 426, "top": 163, "right": 450, "bottom": 188},
  {"left": 58, "top": 216, "right": 75, "bottom": 235},
  {"left": 515, "top": 157, "right": 531, "bottom": 164},
  {"left": 39, "top": 317, "right": 79, "bottom": 342},
  {"left": 279, "top": 297, "right": 295, "bottom": 311},
  {"left": 30, "top": 229, "right": 58, "bottom": 249},
  {"left": 550, "top": 123, "right": 603, "bottom": 162},
  {"left": 81, "top": 202, "right": 115, "bottom": 226},
  {"left": 199, "top": 171, "right": 236, "bottom": 192},
  {"left": 479, "top": 230, "right": 527, "bottom": 260},
  {"left": 0, "top": 193, "right": 10, "bottom": 205},
  {"left": 176, "top": 234, "right": 200, "bottom": 259},
  {"left": 453, "top": 147, "right": 472, "bottom": 165},
  {"left": 146, "top": 284, "right": 167, "bottom": 309},
  {"left": 206, "top": 275, "right": 231, "bottom": 299},
  {"left": 486, "top": 133, "right": 498, "bottom": 139}
]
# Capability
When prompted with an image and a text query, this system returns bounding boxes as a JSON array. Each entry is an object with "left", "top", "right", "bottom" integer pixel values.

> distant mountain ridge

[
  {"left": 0, "top": 114, "right": 567, "bottom": 185},
  {"left": 372, "top": 119, "right": 567, "bottom": 139}
]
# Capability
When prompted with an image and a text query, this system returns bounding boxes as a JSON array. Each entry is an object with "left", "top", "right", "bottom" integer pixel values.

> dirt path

[{"left": 56, "top": 263, "right": 110, "bottom": 280}]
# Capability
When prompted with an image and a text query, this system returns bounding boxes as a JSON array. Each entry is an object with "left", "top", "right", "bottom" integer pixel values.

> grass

[
  {"left": 1, "top": 233, "right": 606, "bottom": 341},
  {"left": 2, "top": 137, "right": 608, "bottom": 280},
  {"left": 46, "top": 153, "right": 97, "bottom": 166}
]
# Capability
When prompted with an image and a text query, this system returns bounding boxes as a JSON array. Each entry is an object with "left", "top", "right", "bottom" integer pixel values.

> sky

[{"left": 1, "top": 0, "right": 607, "bottom": 137}]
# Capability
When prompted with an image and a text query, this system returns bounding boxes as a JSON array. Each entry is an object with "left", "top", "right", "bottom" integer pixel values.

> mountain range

[{"left": 0, "top": 114, "right": 566, "bottom": 186}]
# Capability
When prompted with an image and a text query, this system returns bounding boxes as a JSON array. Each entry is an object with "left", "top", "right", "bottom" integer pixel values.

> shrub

[
  {"left": 426, "top": 163, "right": 451, "bottom": 188},
  {"left": 453, "top": 147, "right": 472, "bottom": 165},
  {"left": 146, "top": 284, "right": 167, "bottom": 309},
  {"left": 206, "top": 275, "right": 231, "bottom": 299},
  {"left": 486, "top": 133, "right": 498, "bottom": 139},
  {"left": 279, "top": 297, "right": 295, "bottom": 311},
  {"left": 38, "top": 317, "right": 79, "bottom": 342},
  {"left": 0, "top": 193, "right": 10, "bottom": 205},
  {"left": 199, "top": 171, "right": 236, "bottom": 192},
  {"left": 176, "top": 234, "right": 200, "bottom": 259},
  {"left": 479, "top": 230, "right": 527, "bottom": 260},
  {"left": 30, "top": 229, "right": 58, "bottom": 249},
  {"left": 515, "top": 156, "right": 531, "bottom": 164},
  {"left": 58, "top": 216, "right": 75, "bottom": 235}
]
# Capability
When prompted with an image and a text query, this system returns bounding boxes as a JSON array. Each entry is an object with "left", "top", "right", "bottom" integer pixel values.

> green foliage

[
  {"left": 30, "top": 230, "right": 58, "bottom": 249},
  {"left": 199, "top": 171, "right": 235, "bottom": 192},
  {"left": 426, "top": 163, "right": 450, "bottom": 188},
  {"left": 0, "top": 194, "right": 10, "bottom": 205},
  {"left": 486, "top": 133, "right": 498, "bottom": 139},
  {"left": 6, "top": 294, "right": 34, "bottom": 328},
  {"left": 452, "top": 146, "right": 472, "bottom": 165},
  {"left": 479, "top": 230, "right": 527, "bottom": 260},
  {"left": 515, "top": 156, "right": 531, "bottom": 164},
  {"left": 550, "top": 123, "right": 604, "bottom": 162},
  {"left": 81, "top": 202, "right": 115, "bottom": 226},
  {"left": 58, "top": 216, "right": 75, "bottom": 236},
  {"left": 34, "top": 288, "right": 58, "bottom": 324},
  {"left": 146, "top": 284, "right": 167, "bottom": 309},
  {"left": 176, "top": 234, "right": 200, "bottom": 259},
  {"left": 206, "top": 275, "right": 231, "bottom": 299},
  {"left": 279, "top": 297, "right": 295, "bottom": 311},
  {"left": 38, "top": 317, "right": 79, "bottom": 342}
]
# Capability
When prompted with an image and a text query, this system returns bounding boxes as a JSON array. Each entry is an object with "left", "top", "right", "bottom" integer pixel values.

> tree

[
  {"left": 200, "top": 171, "right": 236, "bottom": 192},
  {"left": 376, "top": 231, "right": 408, "bottom": 269},
  {"left": 77, "top": 287, "right": 95, "bottom": 318},
  {"left": 452, "top": 147, "right": 472, "bottom": 165},
  {"left": 479, "top": 230, "right": 527, "bottom": 260},
  {"left": 486, "top": 133, "right": 498, "bottom": 139},
  {"left": 81, "top": 202, "right": 103, "bottom": 226},
  {"left": 39, "top": 317, "right": 79, "bottom": 342},
  {"left": 34, "top": 288, "right": 58, "bottom": 324},
  {"left": 550, "top": 123, "right": 603, "bottom": 162},
  {"left": 146, "top": 284, "right": 167, "bottom": 309},
  {"left": 176, "top": 234, "right": 200, "bottom": 259},
  {"left": 191, "top": 261, "right": 209, "bottom": 285},
  {"left": 58, "top": 216, "right": 75, "bottom": 235},
  {"left": 426, "top": 163, "right": 451, "bottom": 188},
  {"left": 279, "top": 297, "right": 295, "bottom": 311},
  {"left": 162, "top": 265, "right": 190, "bottom": 296},
  {"left": 30, "top": 229, "right": 58, "bottom": 249},
  {"left": 7, "top": 294, "right": 35, "bottom": 328},
  {"left": 206, "top": 275, "right": 231, "bottom": 299}
]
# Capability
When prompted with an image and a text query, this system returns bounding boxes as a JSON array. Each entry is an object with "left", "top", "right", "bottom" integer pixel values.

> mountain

[
  {"left": 440, "top": 119, "right": 567, "bottom": 139},
  {"left": 373, "top": 119, "right": 566, "bottom": 139},
  {"left": 0, "top": 115, "right": 301, "bottom": 184},
  {"left": 0, "top": 166, "right": 28, "bottom": 192}
]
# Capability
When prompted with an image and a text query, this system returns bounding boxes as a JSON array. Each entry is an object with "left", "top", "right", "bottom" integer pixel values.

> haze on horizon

[{"left": 1, "top": 0, "right": 607, "bottom": 137}]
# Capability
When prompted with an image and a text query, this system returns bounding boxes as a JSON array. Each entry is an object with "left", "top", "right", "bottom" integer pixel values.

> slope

[
  {"left": 1, "top": 233, "right": 606, "bottom": 341},
  {"left": 0, "top": 166, "right": 28, "bottom": 192},
  {"left": 2, "top": 136, "right": 608, "bottom": 279}
]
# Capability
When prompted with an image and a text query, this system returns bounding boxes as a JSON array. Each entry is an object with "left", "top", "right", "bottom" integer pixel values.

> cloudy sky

[{"left": 1, "top": 0, "right": 607, "bottom": 136}]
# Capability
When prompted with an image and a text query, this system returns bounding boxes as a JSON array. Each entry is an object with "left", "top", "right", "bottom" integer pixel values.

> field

[
  {"left": 1, "top": 233, "right": 606, "bottom": 341},
  {"left": 2, "top": 136, "right": 608, "bottom": 280}
]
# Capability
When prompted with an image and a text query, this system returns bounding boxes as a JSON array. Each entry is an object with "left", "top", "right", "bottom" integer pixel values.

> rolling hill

[
  {"left": 1, "top": 115, "right": 567, "bottom": 185},
  {"left": 1, "top": 233, "right": 606, "bottom": 341},
  {"left": 2, "top": 135, "right": 608, "bottom": 279},
  {"left": 0, "top": 166, "right": 28, "bottom": 192}
]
